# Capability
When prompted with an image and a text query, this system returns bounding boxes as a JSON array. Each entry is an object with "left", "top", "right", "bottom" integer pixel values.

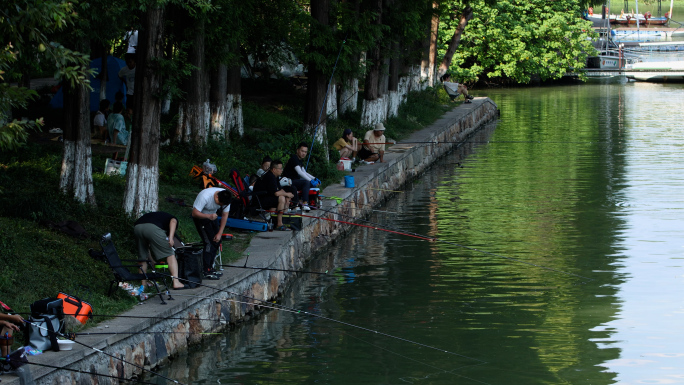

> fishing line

[
  {"left": 219, "top": 264, "right": 329, "bottom": 275},
  {"left": 293, "top": 204, "right": 595, "bottom": 282},
  {"left": 340, "top": 330, "right": 492, "bottom": 384},
  {"left": 150, "top": 271, "right": 485, "bottom": 364},
  {"left": 1, "top": 357, "right": 159, "bottom": 385},
  {"left": 23, "top": 320, "right": 185, "bottom": 385},
  {"left": 17, "top": 312, "right": 224, "bottom": 323}
]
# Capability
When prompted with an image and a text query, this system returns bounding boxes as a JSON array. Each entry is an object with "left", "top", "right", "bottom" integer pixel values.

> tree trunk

[
  {"left": 175, "top": 17, "right": 209, "bottom": 145},
  {"left": 100, "top": 45, "right": 108, "bottom": 102},
  {"left": 438, "top": 6, "right": 473, "bottom": 79},
  {"left": 387, "top": 41, "right": 401, "bottom": 118},
  {"left": 123, "top": 6, "right": 165, "bottom": 217},
  {"left": 209, "top": 62, "right": 228, "bottom": 140},
  {"left": 360, "top": 0, "right": 384, "bottom": 126},
  {"left": 304, "top": 0, "right": 329, "bottom": 151},
  {"left": 226, "top": 57, "right": 244, "bottom": 136},
  {"left": 60, "top": 38, "right": 96, "bottom": 206},
  {"left": 339, "top": 77, "right": 358, "bottom": 114},
  {"left": 427, "top": 2, "right": 439, "bottom": 87}
]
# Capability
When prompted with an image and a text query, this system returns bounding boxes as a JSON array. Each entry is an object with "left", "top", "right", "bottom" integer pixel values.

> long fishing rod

[
  {"left": 1, "top": 357, "right": 160, "bottom": 385},
  {"left": 220, "top": 264, "right": 329, "bottom": 275},
  {"left": 23, "top": 320, "right": 185, "bottom": 385},
  {"left": 17, "top": 312, "right": 224, "bottom": 323},
  {"left": 291, "top": 205, "right": 595, "bottom": 282},
  {"left": 150, "top": 271, "right": 486, "bottom": 363}
]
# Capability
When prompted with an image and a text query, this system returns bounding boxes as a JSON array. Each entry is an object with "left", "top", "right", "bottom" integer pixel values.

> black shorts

[
  {"left": 357, "top": 147, "right": 376, "bottom": 160},
  {"left": 256, "top": 195, "right": 279, "bottom": 209}
]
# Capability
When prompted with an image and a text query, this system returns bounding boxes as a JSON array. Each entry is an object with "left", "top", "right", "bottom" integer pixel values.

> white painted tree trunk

[
  {"left": 210, "top": 101, "right": 227, "bottom": 140},
  {"left": 226, "top": 93, "right": 244, "bottom": 136},
  {"left": 398, "top": 76, "right": 410, "bottom": 104},
  {"left": 123, "top": 163, "right": 159, "bottom": 217},
  {"left": 386, "top": 90, "right": 400, "bottom": 118},
  {"left": 177, "top": 102, "right": 211, "bottom": 143},
  {"left": 339, "top": 78, "right": 358, "bottom": 114},
  {"left": 360, "top": 98, "right": 385, "bottom": 127},
  {"left": 326, "top": 83, "right": 337, "bottom": 120}
]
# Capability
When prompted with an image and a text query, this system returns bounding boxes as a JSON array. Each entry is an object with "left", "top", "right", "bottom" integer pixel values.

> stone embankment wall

[{"left": 9, "top": 98, "right": 498, "bottom": 385}]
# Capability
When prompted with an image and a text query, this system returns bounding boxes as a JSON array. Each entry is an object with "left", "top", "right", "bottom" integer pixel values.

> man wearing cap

[{"left": 358, "top": 123, "right": 387, "bottom": 163}]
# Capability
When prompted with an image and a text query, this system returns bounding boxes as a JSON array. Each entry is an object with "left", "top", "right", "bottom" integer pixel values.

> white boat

[{"left": 625, "top": 60, "right": 684, "bottom": 81}]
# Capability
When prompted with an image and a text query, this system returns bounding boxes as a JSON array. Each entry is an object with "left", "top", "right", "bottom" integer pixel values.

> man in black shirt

[
  {"left": 283, "top": 142, "right": 319, "bottom": 211},
  {"left": 254, "top": 160, "right": 294, "bottom": 230},
  {"left": 134, "top": 211, "right": 186, "bottom": 289}
]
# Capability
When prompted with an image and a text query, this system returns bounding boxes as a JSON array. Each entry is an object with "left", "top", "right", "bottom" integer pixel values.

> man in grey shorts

[{"left": 134, "top": 211, "right": 186, "bottom": 289}]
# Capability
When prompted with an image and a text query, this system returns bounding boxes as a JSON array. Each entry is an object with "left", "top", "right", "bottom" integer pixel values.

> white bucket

[
  {"left": 339, "top": 158, "right": 352, "bottom": 171},
  {"left": 57, "top": 339, "right": 75, "bottom": 351}
]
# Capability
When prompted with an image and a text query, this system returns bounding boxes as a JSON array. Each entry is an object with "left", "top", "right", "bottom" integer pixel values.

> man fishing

[
  {"left": 192, "top": 188, "right": 232, "bottom": 280},
  {"left": 358, "top": 123, "right": 387, "bottom": 163}
]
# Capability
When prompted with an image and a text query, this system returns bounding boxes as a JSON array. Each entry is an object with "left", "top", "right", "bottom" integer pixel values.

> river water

[{"left": 157, "top": 81, "right": 684, "bottom": 384}]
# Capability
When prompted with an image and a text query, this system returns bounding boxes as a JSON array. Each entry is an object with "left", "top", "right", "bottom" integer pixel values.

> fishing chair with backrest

[{"left": 98, "top": 233, "right": 171, "bottom": 304}]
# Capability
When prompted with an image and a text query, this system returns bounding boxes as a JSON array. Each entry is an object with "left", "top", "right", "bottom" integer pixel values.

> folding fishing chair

[{"left": 98, "top": 233, "right": 172, "bottom": 304}]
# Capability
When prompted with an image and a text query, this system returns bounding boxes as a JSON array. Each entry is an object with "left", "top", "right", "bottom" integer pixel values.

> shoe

[
  {"left": 209, "top": 268, "right": 223, "bottom": 277},
  {"left": 276, "top": 225, "right": 292, "bottom": 231},
  {"left": 467, "top": 95, "right": 474, "bottom": 100},
  {"left": 203, "top": 272, "right": 220, "bottom": 280},
  {"left": 302, "top": 205, "right": 311, "bottom": 212},
  {"left": 464, "top": 99, "right": 472, "bottom": 104}
]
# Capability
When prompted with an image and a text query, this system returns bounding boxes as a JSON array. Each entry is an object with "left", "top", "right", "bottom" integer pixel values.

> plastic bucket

[{"left": 344, "top": 175, "right": 355, "bottom": 188}]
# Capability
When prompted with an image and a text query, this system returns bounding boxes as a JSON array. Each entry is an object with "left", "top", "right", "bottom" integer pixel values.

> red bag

[{"left": 57, "top": 292, "right": 93, "bottom": 325}]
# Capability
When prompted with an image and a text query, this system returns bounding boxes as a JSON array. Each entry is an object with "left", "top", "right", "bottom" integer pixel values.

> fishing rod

[
  {"left": 16, "top": 312, "right": 226, "bottom": 323},
  {"left": 264, "top": 209, "right": 434, "bottom": 241},
  {"left": 220, "top": 264, "right": 329, "bottom": 275},
  {"left": 151, "top": 271, "right": 486, "bottom": 363},
  {"left": 289, "top": 204, "right": 595, "bottom": 282},
  {"left": 23, "top": 320, "right": 185, "bottom": 385},
  {"left": 1, "top": 357, "right": 160, "bottom": 385}
]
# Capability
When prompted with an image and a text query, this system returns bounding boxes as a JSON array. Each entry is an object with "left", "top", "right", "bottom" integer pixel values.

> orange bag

[{"left": 57, "top": 292, "right": 93, "bottom": 325}]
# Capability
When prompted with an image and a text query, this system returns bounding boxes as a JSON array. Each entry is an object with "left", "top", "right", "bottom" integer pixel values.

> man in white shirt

[{"left": 192, "top": 188, "right": 232, "bottom": 279}]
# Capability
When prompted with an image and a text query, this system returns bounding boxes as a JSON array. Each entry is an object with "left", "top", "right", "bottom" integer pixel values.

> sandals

[
  {"left": 276, "top": 225, "right": 292, "bottom": 231},
  {"left": 173, "top": 284, "right": 191, "bottom": 290}
]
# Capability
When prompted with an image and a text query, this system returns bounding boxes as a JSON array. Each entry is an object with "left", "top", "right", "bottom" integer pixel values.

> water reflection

[{"left": 154, "top": 81, "right": 684, "bottom": 384}]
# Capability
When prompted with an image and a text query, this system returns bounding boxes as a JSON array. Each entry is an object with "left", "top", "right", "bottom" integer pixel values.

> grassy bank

[{"left": 0, "top": 82, "right": 453, "bottom": 338}]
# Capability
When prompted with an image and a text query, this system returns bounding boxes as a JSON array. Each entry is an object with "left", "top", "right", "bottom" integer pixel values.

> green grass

[{"left": 0, "top": 85, "right": 453, "bottom": 343}]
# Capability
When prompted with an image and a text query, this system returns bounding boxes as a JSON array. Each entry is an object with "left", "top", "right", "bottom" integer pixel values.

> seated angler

[
  {"left": 357, "top": 123, "right": 387, "bottom": 163},
  {"left": 332, "top": 129, "right": 359, "bottom": 160},
  {"left": 283, "top": 142, "right": 321, "bottom": 211},
  {"left": 441, "top": 73, "right": 473, "bottom": 103},
  {"left": 253, "top": 160, "right": 294, "bottom": 231}
]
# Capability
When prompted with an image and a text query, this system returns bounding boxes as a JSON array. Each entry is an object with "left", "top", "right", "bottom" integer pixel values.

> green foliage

[
  {"left": 439, "top": 0, "right": 598, "bottom": 84},
  {"left": 1, "top": 0, "right": 93, "bottom": 151}
]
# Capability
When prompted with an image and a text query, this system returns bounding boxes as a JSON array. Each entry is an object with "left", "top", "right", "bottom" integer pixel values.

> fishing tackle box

[{"left": 225, "top": 217, "right": 268, "bottom": 232}]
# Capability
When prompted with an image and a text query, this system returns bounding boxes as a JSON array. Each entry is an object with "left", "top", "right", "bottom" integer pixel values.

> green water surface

[{"left": 158, "top": 80, "right": 684, "bottom": 384}]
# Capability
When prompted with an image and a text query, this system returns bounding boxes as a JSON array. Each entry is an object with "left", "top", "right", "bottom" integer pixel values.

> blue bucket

[{"left": 344, "top": 175, "right": 355, "bottom": 188}]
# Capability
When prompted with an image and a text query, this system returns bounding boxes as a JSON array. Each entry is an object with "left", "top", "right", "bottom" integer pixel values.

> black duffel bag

[{"left": 176, "top": 247, "right": 203, "bottom": 288}]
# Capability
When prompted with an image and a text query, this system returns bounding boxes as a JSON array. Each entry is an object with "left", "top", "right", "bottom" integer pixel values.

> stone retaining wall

[{"left": 8, "top": 98, "right": 498, "bottom": 385}]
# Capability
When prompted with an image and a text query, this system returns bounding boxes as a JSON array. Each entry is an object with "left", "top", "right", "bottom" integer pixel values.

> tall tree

[
  {"left": 437, "top": 3, "right": 473, "bottom": 79},
  {"left": 59, "top": 37, "right": 96, "bottom": 205},
  {"left": 123, "top": 5, "right": 165, "bottom": 216},
  {"left": 175, "top": 16, "right": 210, "bottom": 144},
  {"left": 304, "top": 0, "right": 332, "bottom": 148}
]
